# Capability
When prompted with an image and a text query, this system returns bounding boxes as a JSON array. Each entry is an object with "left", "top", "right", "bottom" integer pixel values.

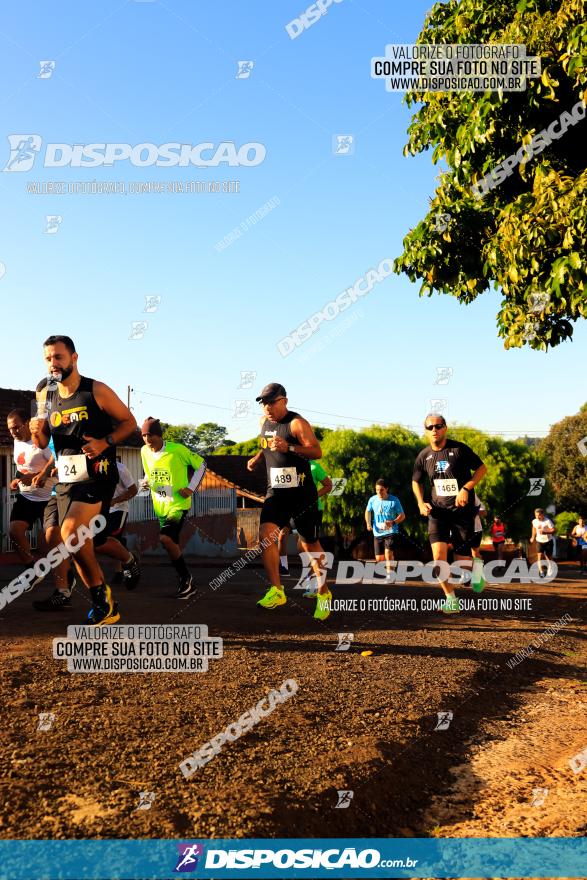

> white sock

[{"left": 280, "top": 556, "right": 288, "bottom": 569}]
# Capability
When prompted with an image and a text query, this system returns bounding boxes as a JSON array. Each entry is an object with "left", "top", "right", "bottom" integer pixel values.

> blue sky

[{"left": 0, "top": 0, "right": 583, "bottom": 442}]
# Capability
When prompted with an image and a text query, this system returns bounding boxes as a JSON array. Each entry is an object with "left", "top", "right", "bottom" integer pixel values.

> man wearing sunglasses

[
  {"left": 247, "top": 383, "right": 332, "bottom": 620},
  {"left": 412, "top": 414, "right": 487, "bottom": 614}
]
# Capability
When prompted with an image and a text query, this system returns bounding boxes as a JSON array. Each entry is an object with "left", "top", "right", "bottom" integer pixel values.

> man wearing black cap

[
  {"left": 247, "top": 383, "right": 332, "bottom": 620},
  {"left": 140, "top": 417, "right": 207, "bottom": 598}
]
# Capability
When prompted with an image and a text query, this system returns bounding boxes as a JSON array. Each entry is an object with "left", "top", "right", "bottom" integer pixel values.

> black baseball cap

[{"left": 255, "top": 382, "right": 287, "bottom": 403}]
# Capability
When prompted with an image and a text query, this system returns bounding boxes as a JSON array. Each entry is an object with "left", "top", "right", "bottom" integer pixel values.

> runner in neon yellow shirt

[{"left": 140, "top": 417, "right": 206, "bottom": 599}]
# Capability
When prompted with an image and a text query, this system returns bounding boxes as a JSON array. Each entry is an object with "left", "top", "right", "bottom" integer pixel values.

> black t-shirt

[
  {"left": 412, "top": 439, "right": 483, "bottom": 511},
  {"left": 260, "top": 411, "right": 316, "bottom": 500},
  {"left": 37, "top": 375, "right": 118, "bottom": 486}
]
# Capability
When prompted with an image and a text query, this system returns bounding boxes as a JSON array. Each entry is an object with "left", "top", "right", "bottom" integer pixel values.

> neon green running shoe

[
  {"left": 441, "top": 595, "right": 460, "bottom": 615},
  {"left": 257, "top": 585, "right": 286, "bottom": 610},
  {"left": 314, "top": 589, "right": 332, "bottom": 621}
]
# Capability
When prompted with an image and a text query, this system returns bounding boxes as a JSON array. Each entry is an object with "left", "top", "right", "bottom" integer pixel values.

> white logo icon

[
  {"left": 136, "top": 791, "right": 156, "bottom": 810},
  {"left": 292, "top": 551, "right": 333, "bottom": 590},
  {"left": 38, "top": 61, "right": 56, "bottom": 79},
  {"left": 433, "top": 212, "right": 450, "bottom": 233},
  {"left": 528, "top": 290, "right": 550, "bottom": 314},
  {"left": 527, "top": 478, "right": 545, "bottom": 496},
  {"left": 4, "top": 134, "right": 42, "bottom": 172},
  {"left": 44, "top": 215, "right": 62, "bottom": 234},
  {"left": 434, "top": 711, "right": 453, "bottom": 731},
  {"left": 237, "top": 370, "right": 257, "bottom": 390},
  {"left": 333, "top": 135, "right": 354, "bottom": 156},
  {"left": 37, "top": 712, "right": 56, "bottom": 731},
  {"left": 335, "top": 632, "right": 354, "bottom": 652},
  {"left": 236, "top": 61, "right": 254, "bottom": 79},
  {"left": 233, "top": 400, "right": 252, "bottom": 419},
  {"left": 569, "top": 746, "right": 587, "bottom": 775},
  {"left": 530, "top": 787, "right": 549, "bottom": 806},
  {"left": 129, "top": 321, "right": 148, "bottom": 340},
  {"left": 577, "top": 436, "right": 587, "bottom": 457},
  {"left": 334, "top": 790, "right": 354, "bottom": 808},
  {"left": 143, "top": 295, "right": 161, "bottom": 313},
  {"left": 522, "top": 321, "right": 540, "bottom": 342},
  {"left": 0, "top": 262, "right": 6, "bottom": 280},
  {"left": 329, "top": 477, "right": 348, "bottom": 497},
  {"left": 429, "top": 398, "right": 448, "bottom": 414},
  {"left": 434, "top": 367, "right": 453, "bottom": 386}
]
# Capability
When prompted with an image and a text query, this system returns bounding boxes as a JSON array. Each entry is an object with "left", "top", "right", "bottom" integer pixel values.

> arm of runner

[
  {"left": 456, "top": 463, "right": 488, "bottom": 508},
  {"left": 365, "top": 501, "right": 373, "bottom": 532},
  {"left": 412, "top": 480, "right": 432, "bottom": 517},
  {"left": 31, "top": 453, "right": 55, "bottom": 488},
  {"left": 248, "top": 417, "right": 266, "bottom": 471},
  {"left": 272, "top": 416, "right": 321, "bottom": 459},
  {"left": 179, "top": 454, "right": 207, "bottom": 497},
  {"left": 317, "top": 475, "right": 333, "bottom": 498},
  {"left": 530, "top": 524, "right": 537, "bottom": 542},
  {"left": 83, "top": 382, "right": 137, "bottom": 457}
]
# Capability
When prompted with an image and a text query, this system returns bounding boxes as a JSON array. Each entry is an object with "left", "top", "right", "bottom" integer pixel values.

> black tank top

[
  {"left": 260, "top": 411, "right": 316, "bottom": 498},
  {"left": 40, "top": 376, "right": 118, "bottom": 485}
]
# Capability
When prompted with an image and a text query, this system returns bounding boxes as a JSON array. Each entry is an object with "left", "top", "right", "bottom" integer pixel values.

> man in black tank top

[
  {"left": 247, "top": 383, "right": 332, "bottom": 620},
  {"left": 31, "top": 335, "right": 138, "bottom": 626}
]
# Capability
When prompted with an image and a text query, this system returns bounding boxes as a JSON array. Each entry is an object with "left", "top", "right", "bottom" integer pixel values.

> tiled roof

[{"left": 205, "top": 454, "right": 266, "bottom": 499}]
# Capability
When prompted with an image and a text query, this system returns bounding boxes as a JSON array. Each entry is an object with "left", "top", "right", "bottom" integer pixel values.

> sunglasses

[{"left": 425, "top": 423, "right": 445, "bottom": 430}]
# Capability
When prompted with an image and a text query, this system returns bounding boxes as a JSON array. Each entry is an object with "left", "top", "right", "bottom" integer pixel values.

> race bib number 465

[
  {"left": 270, "top": 467, "right": 299, "bottom": 488},
  {"left": 57, "top": 454, "right": 89, "bottom": 483},
  {"left": 434, "top": 478, "right": 459, "bottom": 497}
]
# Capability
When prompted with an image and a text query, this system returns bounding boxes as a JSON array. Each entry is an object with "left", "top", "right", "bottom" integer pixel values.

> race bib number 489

[
  {"left": 434, "top": 478, "right": 459, "bottom": 497},
  {"left": 270, "top": 467, "right": 299, "bottom": 488}
]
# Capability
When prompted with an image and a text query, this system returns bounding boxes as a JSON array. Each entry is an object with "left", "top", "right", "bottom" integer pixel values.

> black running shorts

[
  {"left": 159, "top": 511, "right": 187, "bottom": 545},
  {"left": 10, "top": 495, "right": 47, "bottom": 529},
  {"left": 428, "top": 507, "right": 475, "bottom": 556},
  {"left": 374, "top": 534, "right": 395, "bottom": 556},
  {"left": 260, "top": 494, "right": 320, "bottom": 544},
  {"left": 105, "top": 510, "right": 128, "bottom": 538},
  {"left": 56, "top": 482, "right": 116, "bottom": 547}
]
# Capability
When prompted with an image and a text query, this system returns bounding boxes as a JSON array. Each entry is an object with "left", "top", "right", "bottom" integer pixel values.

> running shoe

[
  {"left": 122, "top": 553, "right": 141, "bottom": 590},
  {"left": 33, "top": 589, "right": 72, "bottom": 611},
  {"left": 83, "top": 586, "right": 120, "bottom": 626},
  {"left": 471, "top": 558, "right": 486, "bottom": 593},
  {"left": 314, "top": 589, "right": 332, "bottom": 621},
  {"left": 303, "top": 585, "right": 319, "bottom": 598},
  {"left": 441, "top": 596, "right": 460, "bottom": 615},
  {"left": 279, "top": 563, "right": 289, "bottom": 576},
  {"left": 176, "top": 575, "right": 195, "bottom": 599},
  {"left": 257, "top": 586, "right": 286, "bottom": 609},
  {"left": 16, "top": 566, "right": 46, "bottom": 593}
]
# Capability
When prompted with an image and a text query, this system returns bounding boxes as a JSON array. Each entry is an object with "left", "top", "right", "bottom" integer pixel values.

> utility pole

[{"left": 127, "top": 385, "right": 132, "bottom": 409}]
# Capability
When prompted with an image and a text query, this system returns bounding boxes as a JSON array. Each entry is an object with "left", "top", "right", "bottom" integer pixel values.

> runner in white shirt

[
  {"left": 7, "top": 408, "right": 56, "bottom": 565},
  {"left": 571, "top": 517, "right": 587, "bottom": 575},
  {"left": 530, "top": 508, "right": 556, "bottom": 577}
]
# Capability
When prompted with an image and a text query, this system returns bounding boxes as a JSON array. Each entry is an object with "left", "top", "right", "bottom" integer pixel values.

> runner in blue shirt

[{"left": 365, "top": 478, "right": 405, "bottom": 580}]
